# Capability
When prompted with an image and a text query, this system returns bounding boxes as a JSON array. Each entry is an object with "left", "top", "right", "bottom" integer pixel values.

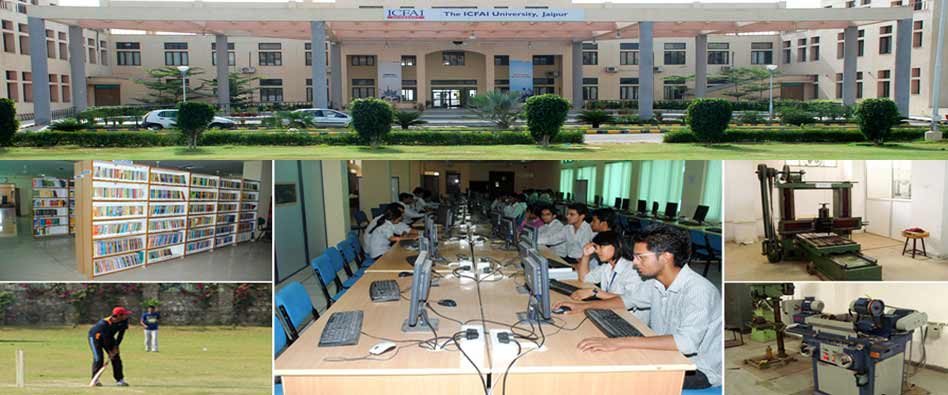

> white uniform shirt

[
  {"left": 363, "top": 216, "right": 411, "bottom": 259},
  {"left": 561, "top": 221, "right": 595, "bottom": 259},
  {"left": 537, "top": 219, "right": 567, "bottom": 256},
  {"left": 584, "top": 257, "right": 648, "bottom": 322},
  {"left": 397, "top": 201, "right": 425, "bottom": 221}
]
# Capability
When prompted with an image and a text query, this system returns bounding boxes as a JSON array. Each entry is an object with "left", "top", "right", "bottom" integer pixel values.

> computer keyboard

[
  {"left": 318, "top": 311, "right": 364, "bottom": 347},
  {"left": 549, "top": 279, "right": 580, "bottom": 296},
  {"left": 370, "top": 280, "right": 400, "bottom": 302},
  {"left": 585, "top": 309, "right": 643, "bottom": 338}
]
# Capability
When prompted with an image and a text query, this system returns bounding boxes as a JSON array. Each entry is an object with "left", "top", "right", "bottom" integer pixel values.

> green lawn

[
  {"left": 2, "top": 141, "right": 947, "bottom": 159},
  {"left": 0, "top": 326, "right": 271, "bottom": 395}
]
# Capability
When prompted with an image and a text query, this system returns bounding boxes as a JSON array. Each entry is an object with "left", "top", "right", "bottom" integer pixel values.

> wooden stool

[{"left": 901, "top": 230, "right": 929, "bottom": 259}]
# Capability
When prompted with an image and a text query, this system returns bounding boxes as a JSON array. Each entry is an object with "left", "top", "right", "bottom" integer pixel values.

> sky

[{"left": 56, "top": 0, "right": 824, "bottom": 9}]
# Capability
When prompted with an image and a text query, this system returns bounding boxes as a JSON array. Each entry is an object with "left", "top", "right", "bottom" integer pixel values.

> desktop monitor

[
  {"left": 520, "top": 224, "right": 539, "bottom": 250},
  {"left": 405, "top": 251, "right": 437, "bottom": 330},
  {"left": 594, "top": 195, "right": 602, "bottom": 206},
  {"left": 522, "top": 249, "right": 552, "bottom": 321},
  {"left": 692, "top": 205, "right": 710, "bottom": 224},
  {"left": 555, "top": 203, "right": 568, "bottom": 218},
  {"left": 491, "top": 211, "right": 504, "bottom": 238},
  {"left": 651, "top": 202, "right": 660, "bottom": 217},
  {"left": 556, "top": 192, "right": 564, "bottom": 200},
  {"left": 566, "top": 192, "right": 572, "bottom": 201},
  {"left": 664, "top": 202, "right": 679, "bottom": 219},
  {"left": 614, "top": 197, "right": 622, "bottom": 209},
  {"left": 501, "top": 216, "right": 517, "bottom": 246},
  {"left": 637, "top": 200, "right": 647, "bottom": 214},
  {"left": 621, "top": 198, "right": 631, "bottom": 211},
  {"left": 425, "top": 215, "right": 440, "bottom": 260}
]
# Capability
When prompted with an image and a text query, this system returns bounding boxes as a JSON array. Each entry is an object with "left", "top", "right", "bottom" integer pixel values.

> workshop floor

[
  {"left": 725, "top": 336, "right": 948, "bottom": 395},
  {"left": 725, "top": 233, "right": 948, "bottom": 281}
]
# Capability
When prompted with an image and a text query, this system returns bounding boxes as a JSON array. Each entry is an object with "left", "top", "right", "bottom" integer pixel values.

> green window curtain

[
  {"left": 701, "top": 160, "right": 723, "bottom": 222},
  {"left": 576, "top": 166, "right": 597, "bottom": 203},
  {"left": 560, "top": 168, "right": 574, "bottom": 198},
  {"left": 602, "top": 161, "right": 632, "bottom": 207},
  {"left": 637, "top": 160, "right": 685, "bottom": 209}
]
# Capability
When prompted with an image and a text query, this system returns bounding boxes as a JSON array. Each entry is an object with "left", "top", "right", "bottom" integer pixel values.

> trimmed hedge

[
  {"left": 13, "top": 130, "right": 585, "bottom": 147},
  {"left": 686, "top": 99, "right": 732, "bottom": 143},
  {"left": 663, "top": 128, "right": 926, "bottom": 143}
]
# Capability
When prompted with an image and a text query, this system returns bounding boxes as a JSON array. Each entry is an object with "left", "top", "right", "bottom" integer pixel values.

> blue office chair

[
  {"left": 337, "top": 239, "right": 367, "bottom": 278},
  {"left": 311, "top": 254, "right": 347, "bottom": 303},
  {"left": 326, "top": 246, "right": 360, "bottom": 288},
  {"left": 274, "top": 316, "right": 286, "bottom": 395},
  {"left": 275, "top": 282, "right": 319, "bottom": 340},
  {"left": 371, "top": 207, "right": 383, "bottom": 218},
  {"left": 682, "top": 386, "right": 722, "bottom": 395},
  {"left": 705, "top": 232, "right": 722, "bottom": 276},
  {"left": 352, "top": 210, "right": 370, "bottom": 236},
  {"left": 347, "top": 232, "right": 375, "bottom": 268}
]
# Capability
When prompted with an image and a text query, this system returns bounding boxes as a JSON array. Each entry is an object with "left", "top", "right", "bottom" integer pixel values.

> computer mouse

[
  {"left": 437, "top": 299, "right": 457, "bottom": 307},
  {"left": 368, "top": 341, "right": 397, "bottom": 355},
  {"left": 553, "top": 306, "right": 572, "bottom": 314},
  {"left": 398, "top": 271, "right": 412, "bottom": 278}
]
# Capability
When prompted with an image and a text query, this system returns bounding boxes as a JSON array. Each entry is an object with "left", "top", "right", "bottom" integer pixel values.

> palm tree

[
  {"left": 393, "top": 110, "right": 427, "bottom": 130},
  {"left": 467, "top": 91, "right": 522, "bottom": 129}
]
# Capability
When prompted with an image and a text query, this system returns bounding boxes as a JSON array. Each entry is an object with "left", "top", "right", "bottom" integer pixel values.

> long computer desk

[{"left": 275, "top": 240, "right": 695, "bottom": 395}]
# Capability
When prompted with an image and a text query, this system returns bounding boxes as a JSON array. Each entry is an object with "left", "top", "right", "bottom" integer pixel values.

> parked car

[
  {"left": 290, "top": 108, "right": 352, "bottom": 127},
  {"left": 141, "top": 109, "right": 236, "bottom": 130}
]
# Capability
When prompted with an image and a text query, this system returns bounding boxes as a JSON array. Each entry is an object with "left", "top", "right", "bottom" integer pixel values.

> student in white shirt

[
  {"left": 585, "top": 208, "right": 617, "bottom": 271},
  {"left": 397, "top": 193, "right": 425, "bottom": 222},
  {"left": 571, "top": 231, "right": 645, "bottom": 302},
  {"left": 560, "top": 203, "right": 595, "bottom": 262},
  {"left": 364, "top": 204, "right": 418, "bottom": 260},
  {"left": 553, "top": 225, "right": 722, "bottom": 390},
  {"left": 535, "top": 204, "right": 566, "bottom": 252}
]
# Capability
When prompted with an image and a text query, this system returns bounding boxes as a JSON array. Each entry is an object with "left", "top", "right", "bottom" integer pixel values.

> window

[
  {"left": 401, "top": 87, "right": 416, "bottom": 102},
  {"left": 582, "top": 77, "right": 598, "bottom": 101},
  {"left": 892, "top": 161, "right": 912, "bottom": 199},
  {"left": 494, "top": 55, "right": 509, "bottom": 66},
  {"left": 837, "top": 32, "right": 845, "bottom": 59},
  {"left": 576, "top": 166, "right": 597, "bottom": 203},
  {"left": 59, "top": 42, "right": 66, "bottom": 60},
  {"left": 61, "top": 84, "right": 70, "bottom": 103},
  {"left": 879, "top": 26, "right": 893, "bottom": 54},
  {"left": 602, "top": 161, "right": 632, "bottom": 207},
  {"left": 401, "top": 55, "right": 416, "bottom": 67},
  {"left": 707, "top": 42, "right": 729, "bottom": 65},
  {"left": 211, "top": 42, "right": 235, "bottom": 66},
  {"left": 913, "top": 0, "right": 923, "bottom": 10},
  {"left": 638, "top": 161, "right": 685, "bottom": 210},
  {"left": 532, "top": 55, "right": 555, "bottom": 65},
  {"left": 258, "top": 43, "right": 282, "bottom": 66},
  {"left": 878, "top": 69, "right": 891, "bottom": 98},
  {"left": 304, "top": 42, "right": 312, "bottom": 66},
  {"left": 351, "top": 55, "right": 375, "bottom": 66},
  {"left": 620, "top": 78, "right": 638, "bottom": 100},
  {"left": 3, "top": 22, "right": 16, "bottom": 54},
  {"left": 797, "top": 38, "right": 807, "bottom": 62},
  {"left": 663, "top": 43, "right": 686, "bottom": 65},
  {"left": 913, "top": 20, "right": 923, "bottom": 47},
  {"left": 857, "top": 71, "right": 863, "bottom": 99},
  {"left": 858, "top": 29, "right": 865, "bottom": 56},
  {"left": 810, "top": 37, "right": 820, "bottom": 61},
  {"left": 259, "top": 78, "right": 283, "bottom": 103},
  {"left": 48, "top": 74, "right": 58, "bottom": 103},
  {"left": 18, "top": 23, "right": 28, "bottom": 55},
  {"left": 782, "top": 40, "right": 791, "bottom": 63},
  {"left": 351, "top": 79, "right": 375, "bottom": 99},
  {"left": 100, "top": 40, "right": 108, "bottom": 66},
  {"left": 164, "top": 43, "right": 188, "bottom": 66},
  {"left": 663, "top": 79, "right": 686, "bottom": 100},
  {"left": 911, "top": 67, "right": 921, "bottom": 95},
  {"left": 620, "top": 42, "right": 639, "bottom": 65},
  {"left": 582, "top": 42, "right": 598, "bottom": 65},
  {"left": 559, "top": 168, "right": 574, "bottom": 197},
  {"left": 751, "top": 42, "right": 773, "bottom": 64},
  {"left": 700, "top": 160, "right": 723, "bottom": 222},
  {"left": 442, "top": 51, "right": 465, "bottom": 66},
  {"left": 115, "top": 42, "right": 141, "bottom": 66},
  {"left": 5, "top": 70, "right": 17, "bottom": 102}
]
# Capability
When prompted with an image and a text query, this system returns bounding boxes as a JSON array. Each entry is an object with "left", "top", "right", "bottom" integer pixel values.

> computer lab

[{"left": 272, "top": 160, "right": 724, "bottom": 395}]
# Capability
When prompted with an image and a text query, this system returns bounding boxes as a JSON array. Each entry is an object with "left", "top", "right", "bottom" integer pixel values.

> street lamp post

[
  {"left": 177, "top": 66, "right": 190, "bottom": 102},
  {"left": 767, "top": 64, "right": 778, "bottom": 121}
]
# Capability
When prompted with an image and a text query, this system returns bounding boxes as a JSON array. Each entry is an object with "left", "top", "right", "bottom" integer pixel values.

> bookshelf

[
  {"left": 68, "top": 179, "right": 76, "bottom": 234},
  {"left": 75, "top": 161, "right": 260, "bottom": 279},
  {"left": 32, "top": 177, "right": 70, "bottom": 237},
  {"left": 237, "top": 179, "right": 260, "bottom": 243}
]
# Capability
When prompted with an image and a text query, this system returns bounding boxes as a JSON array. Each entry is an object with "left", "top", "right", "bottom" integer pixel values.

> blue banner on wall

[{"left": 509, "top": 60, "right": 533, "bottom": 101}]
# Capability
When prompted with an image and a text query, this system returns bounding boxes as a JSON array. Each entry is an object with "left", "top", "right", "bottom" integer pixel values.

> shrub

[
  {"left": 524, "top": 94, "right": 570, "bottom": 147},
  {"left": 686, "top": 99, "right": 732, "bottom": 144},
  {"left": 277, "top": 111, "right": 316, "bottom": 129},
  {"left": 350, "top": 98, "right": 394, "bottom": 147},
  {"left": 663, "top": 129, "right": 699, "bottom": 143},
  {"left": 0, "top": 98, "right": 18, "bottom": 146},
  {"left": 778, "top": 107, "right": 816, "bottom": 126},
  {"left": 855, "top": 98, "right": 901, "bottom": 145},
  {"left": 176, "top": 101, "right": 216, "bottom": 149},
  {"left": 393, "top": 110, "right": 427, "bottom": 130},
  {"left": 467, "top": 91, "right": 521, "bottom": 129},
  {"left": 49, "top": 118, "right": 87, "bottom": 131},
  {"left": 577, "top": 110, "right": 613, "bottom": 128},
  {"left": 614, "top": 115, "right": 641, "bottom": 125},
  {"left": 662, "top": 127, "right": 925, "bottom": 143},
  {"left": 739, "top": 111, "right": 765, "bottom": 125}
]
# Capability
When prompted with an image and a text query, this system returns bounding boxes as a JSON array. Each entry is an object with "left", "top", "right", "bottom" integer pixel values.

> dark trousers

[
  {"left": 89, "top": 336, "right": 124, "bottom": 382},
  {"left": 682, "top": 369, "right": 711, "bottom": 390}
]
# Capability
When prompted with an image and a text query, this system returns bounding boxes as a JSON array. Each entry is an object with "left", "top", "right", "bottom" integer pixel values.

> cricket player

[
  {"left": 140, "top": 305, "right": 160, "bottom": 352},
  {"left": 88, "top": 307, "right": 131, "bottom": 387}
]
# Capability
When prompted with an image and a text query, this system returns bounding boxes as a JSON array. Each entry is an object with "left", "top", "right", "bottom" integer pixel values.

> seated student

[
  {"left": 397, "top": 193, "right": 426, "bottom": 222},
  {"left": 364, "top": 204, "right": 419, "bottom": 260},
  {"left": 412, "top": 187, "right": 429, "bottom": 211},
  {"left": 490, "top": 194, "right": 505, "bottom": 212},
  {"left": 552, "top": 225, "right": 722, "bottom": 390},
  {"left": 557, "top": 203, "right": 595, "bottom": 263},
  {"left": 536, "top": 204, "right": 566, "bottom": 251},
  {"left": 571, "top": 232, "right": 647, "bottom": 318},
  {"left": 519, "top": 204, "right": 545, "bottom": 233},
  {"left": 585, "top": 208, "right": 617, "bottom": 271},
  {"left": 502, "top": 193, "right": 527, "bottom": 221}
]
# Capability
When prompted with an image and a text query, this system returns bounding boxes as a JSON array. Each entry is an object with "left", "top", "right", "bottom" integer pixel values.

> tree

[
  {"left": 467, "top": 91, "right": 522, "bottom": 129},
  {"left": 524, "top": 94, "right": 570, "bottom": 147},
  {"left": 577, "top": 110, "right": 614, "bottom": 128},
  {"left": 176, "top": 101, "right": 216, "bottom": 149},
  {"left": 715, "top": 67, "right": 773, "bottom": 101},
  {"left": 205, "top": 72, "right": 260, "bottom": 109},
  {"left": 855, "top": 98, "right": 901, "bottom": 145},
  {"left": 393, "top": 110, "right": 427, "bottom": 130},
  {"left": 0, "top": 98, "right": 18, "bottom": 147},
  {"left": 686, "top": 98, "right": 732, "bottom": 144},
  {"left": 134, "top": 66, "right": 211, "bottom": 104},
  {"left": 350, "top": 98, "right": 394, "bottom": 148}
]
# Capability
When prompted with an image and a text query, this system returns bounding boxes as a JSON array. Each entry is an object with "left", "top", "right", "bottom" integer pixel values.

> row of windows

[
  {"left": 833, "top": 68, "right": 923, "bottom": 99},
  {"left": 2, "top": 20, "right": 106, "bottom": 64},
  {"left": 582, "top": 42, "right": 774, "bottom": 66},
  {"left": 786, "top": 22, "right": 924, "bottom": 64},
  {"left": 113, "top": 41, "right": 330, "bottom": 67},
  {"left": 3, "top": 70, "right": 70, "bottom": 103}
]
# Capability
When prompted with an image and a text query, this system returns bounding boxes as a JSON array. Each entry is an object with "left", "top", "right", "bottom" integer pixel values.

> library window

[
  {"left": 582, "top": 77, "right": 598, "bottom": 101},
  {"left": 582, "top": 42, "right": 598, "bottom": 65},
  {"left": 620, "top": 78, "right": 639, "bottom": 100},
  {"left": 533, "top": 55, "right": 555, "bottom": 65},
  {"left": 401, "top": 55, "right": 416, "bottom": 67},
  {"left": 494, "top": 55, "right": 509, "bottom": 66}
]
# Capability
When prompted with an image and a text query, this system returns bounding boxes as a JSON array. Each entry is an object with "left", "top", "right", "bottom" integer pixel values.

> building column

[
  {"left": 310, "top": 21, "right": 329, "bottom": 108},
  {"left": 638, "top": 21, "right": 655, "bottom": 119},
  {"left": 571, "top": 41, "right": 583, "bottom": 109},
  {"left": 215, "top": 34, "right": 230, "bottom": 113},
  {"left": 67, "top": 26, "right": 88, "bottom": 112},
  {"left": 842, "top": 26, "right": 858, "bottom": 107},
  {"left": 28, "top": 16, "right": 51, "bottom": 125},
  {"left": 330, "top": 42, "right": 342, "bottom": 109},
  {"left": 416, "top": 52, "right": 427, "bottom": 109},
  {"left": 894, "top": 18, "right": 912, "bottom": 116},
  {"left": 694, "top": 34, "right": 708, "bottom": 98},
  {"left": 485, "top": 51, "right": 495, "bottom": 94}
]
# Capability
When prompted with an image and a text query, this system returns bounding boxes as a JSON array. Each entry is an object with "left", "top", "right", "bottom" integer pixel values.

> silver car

[
  {"left": 141, "top": 109, "right": 236, "bottom": 130},
  {"left": 291, "top": 108, "right": 352, "bottom": 127}
]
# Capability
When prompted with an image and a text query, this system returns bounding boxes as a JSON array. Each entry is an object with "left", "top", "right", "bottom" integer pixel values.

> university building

[{"left": 2, "top": 0, "right": 945, "bottom": 123}]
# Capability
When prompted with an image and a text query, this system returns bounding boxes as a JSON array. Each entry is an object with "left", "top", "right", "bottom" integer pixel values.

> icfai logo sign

[{"left": 386, "top": 9, "right": 425, "bottom": 20}]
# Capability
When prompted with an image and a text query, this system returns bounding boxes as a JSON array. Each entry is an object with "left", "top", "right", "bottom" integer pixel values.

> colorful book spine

[
  {"left": 94, "top": 166, "right": 147, "bottom": 182},
  {"left": 35, "top": 208, "right": 67, "bottom": 217},
  {"left": 148, "top": 248, "right": 179, "bottom": 261},
  {"left": 151, "top": 173, "right": 187, "bottom": 185},
  {"left": 33, "top": 199, "right": 68, "bottom": 208},
  {"left": 241, "top": 203, "right": 258, "bottom": 211},
  {"left": 190, "top": 191, "right": 217, "bottom": 201},
  {"left": 95, "top": 205, "right": 145, "bottom": 218},
  {"left": 150, "top": 189, "right": 186, "bottom": 200},
  {"left": 189, "top": 216, "right": 214, "bottom": 228},
  {"left": 218, "top": 203, "right": 238, "bottom": 212},
  {"left": 187, "top": 239, "right": 213, "bottom": 252},
  {"left": 148, "top": 232, "right": 184, "bottom": 248},
  {"left": 188, "top": 228, "right": 215, "bottom": 240},
  {"left": 93, "top": 251, "right": 144, "bottom": 275},
  {"left": 94, "top": 186, "right": 145, "bottom": 199},
  {"left": 215, "top": 224, "right": 235, "bottom": 234},
  {"left": 220, "top": 191, "right": 240, "bottom": 201},
  {"left": 216, "top": 235, "right": 235, "bottom": 245},
  {"left": 94, "top": 237, "right": 144, "bottom": 257},
  {"left": 149, "top": 218, "right": 186, "bottom": 232},
  {"left": 191, "top": 177, "right": 218, "bottom": 188},
  {"left": 237, "top": 222, "right": 253, "bottom": 233},
  {"left": 33, "top": 179, "right": 68, "bottom": 188},
  {"left": 34, "top": 189, "right": 68, "bottom": 198},
  {"left": 243, "top": 182, "right": 260, "bottom": 191},
  {"left": 93, "top": 221, "right": 144, "bottom": 237},
  {"left": 239, "top": 212, "right": 255, "bottom": 221},
  {"left": 240, "top": 192, "right": 258, "bottom": 201},
  {"left": 34, "top": 217, "right": 67, "bottom": 227},
  {"left": 189, "top": 203, "right": 216, "bottom": 214},
  {"left": 217, "top": 214, "right": 238, "bottom": 224},
  {"left": 221, "top": 180, "right": 241, "bottom": 189},
  {"left": 150, "top": 204, "right": 186, "bottom": 216}
]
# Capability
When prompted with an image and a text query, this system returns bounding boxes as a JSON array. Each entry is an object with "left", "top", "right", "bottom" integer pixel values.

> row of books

[
  {"left": 149, "top": 218, "right": 186, "bottom": 232},
  {"left": 32, "top": 178, "right": 68, "bottom": 188},
  {"left": 150, "top": 204, "right": 186, "bottom": 216},
  {"left": 189, "top": 216, "right": 215, "bottom": 228},
  {"left": 244, "top": 182, "right": 260, "bottom": 191},
  {"left": 221, "top": 180, "right": 242, "bottom": 189},
  {"left": 217, "top": 214, "right": 238, "bottom": 224},
  {"left": 241, "top": 192, "right": 258, "bottom": 201},
  {"left": 34, "top": 189, "right": 68, "bottom": 198},
  {"left": 188, "top": 228, "right": 215, "bottom": 240},
  {"left": 93, "top": 251, "right": 145, "bottom": 275},
  {"left": 94, "top": 236, "right": 144, "bottom": 257},
  {"left": 33, "top": 226, "right": 69, "bottom": 236},
  {"left": 148, "top": 247, "right": 181, "bottom": 262},
  {"left": 190, "top": 191, "right": 217, "bottom": 200},
  {"left": 150, "top": 189, "right": 187, "bottom": 200},
  {"left": 219, "top": 203, "right": 239, "bottom": 212},
  {"left": 191, "top": 177, "right": 218, "bottom": 188},
  {"left": 219, "top": 191, "right": 240, "bottom": 201},
  {"left": 34, "top": 217, "right": 67, "bottom": 227},
  {"left": 94, "top": 187, "right": 146, "bottom": 199},
  {"left": 189, "top": 203, "right": 216, "bottom": 214},
  {"left": 239, "top": 212, "right": 255, "bottom": 221},
  {"left": 151, "top": 173, "right": 188, "bottom": 185},
  {"left": 93, "top": 221, "right": 145, "bottom": 237},
  {"left": 241, "top": 203, "right": 258, "bottom": 211},
  {"left": 35, "top": 208, "right": 68, "bottom": 217},
  {"left": 237, "top": 222, "right": 253, "bottom": 233},
  {"left": 94, "top": 165, "right": 148, "bottom": 182},
  {"left": 186, "top": 239, "right": 213, "bottom": 252},
  {"left": 215, "top": 234, "right": 235, "bottom": 245},
  {"left": 96, "top": 205, "right": 145, "bottom": 218},
  {"left": 148, "top": 232, "right": 184, "bottom": 248},
  {"left": 216, "top": 224, "right": 236, "bottom": 234},
  {"left": 33, "top": 199, "right": 68, "bottom": 208}
]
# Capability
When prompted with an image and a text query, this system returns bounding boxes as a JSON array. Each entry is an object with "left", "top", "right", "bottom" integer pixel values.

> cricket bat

[{"left": 88, "top": 351, "right": 117, "bottom": 387}]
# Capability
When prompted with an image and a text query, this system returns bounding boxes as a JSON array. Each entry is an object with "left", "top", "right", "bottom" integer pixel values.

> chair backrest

[
  {"left": 274, "top": 314, "right": 289, "bottom": 355},
  {"left": 275, "top": 282, "right": 315, "bottom": 338},
  {"left": 337, "top": 239, "right": 355, "bottom": 263},
  {"left": 310, "top": 254, "right": 337, "bottom": 286},
  {"left": 707, "top": 232, "right": 723, "bottom": 254},
  {"left": 325, "top": 247, "right": 347, "bottom": 273},
  {"left": 354, "top": 210, "right": 369, "bottom": 225},
  {"left": 371, "top": 207, "right": 383, "bottom": 218},
  {"left": 690, "top": 229, "right": 709, "bottom": 248}
]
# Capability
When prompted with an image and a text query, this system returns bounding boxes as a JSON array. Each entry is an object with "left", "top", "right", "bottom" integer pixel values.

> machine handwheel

[{"left": 766, "top": 240, "right": 783, "bottom": 263}]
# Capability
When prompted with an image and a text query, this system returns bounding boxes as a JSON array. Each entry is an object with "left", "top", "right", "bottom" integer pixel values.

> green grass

[
  {"left": 2, "top": 140, "right": 947, "bottom": 159},
  {"left": 0, "top": 326, "right": 271, "bottom": 395}
]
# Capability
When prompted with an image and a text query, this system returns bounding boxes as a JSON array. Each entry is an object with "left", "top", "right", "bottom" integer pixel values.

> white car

[
  {"left": 290, "top": 108, "right": 352, "bottom": 127},
  {"left": 141, "top": 109, "right": 236, "bottom": 130}
]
